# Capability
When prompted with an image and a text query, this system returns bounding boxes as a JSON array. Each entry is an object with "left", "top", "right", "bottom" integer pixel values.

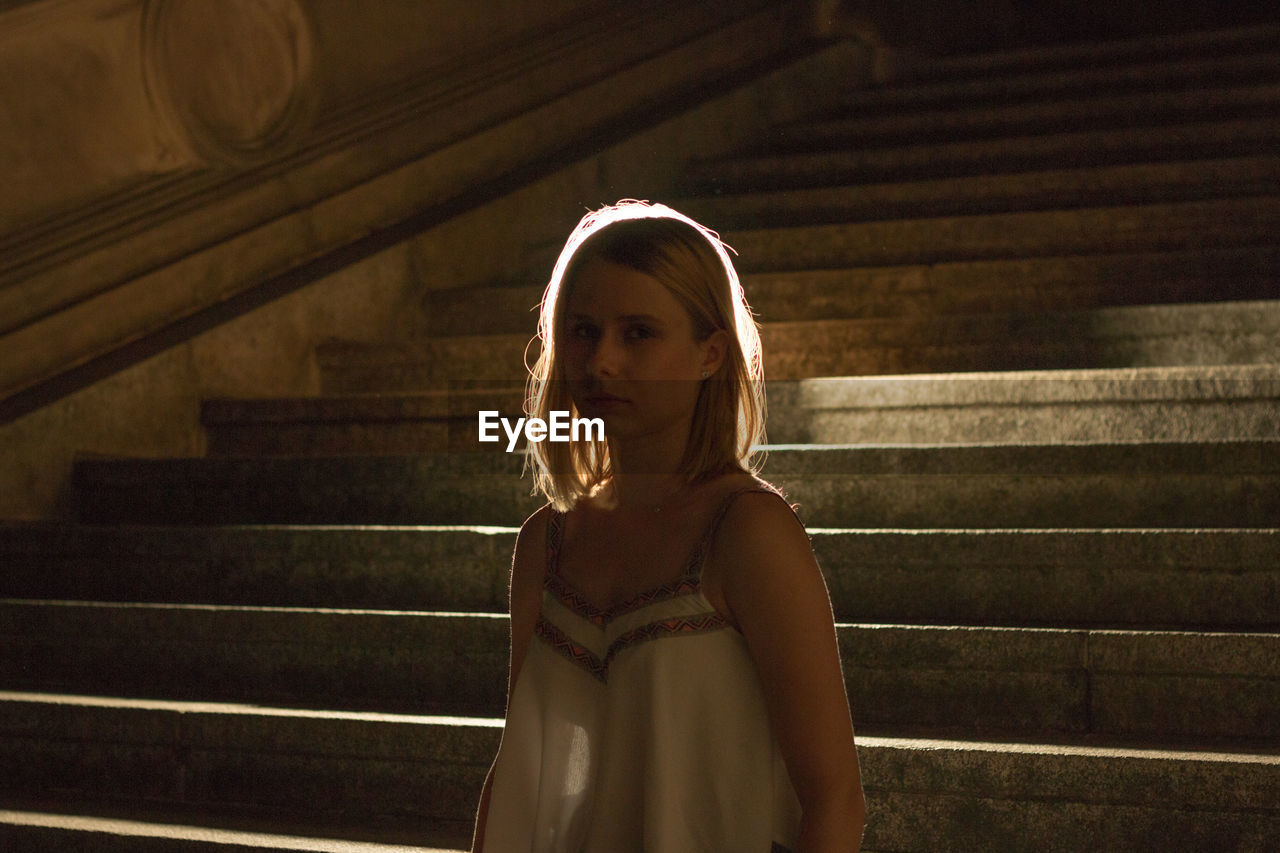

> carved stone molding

[
  {"left": 1, "top": 0, "right": 818, "bottom": 425},
  {"left": 142, "top": 0, "right": 316, "bottom": 166}
]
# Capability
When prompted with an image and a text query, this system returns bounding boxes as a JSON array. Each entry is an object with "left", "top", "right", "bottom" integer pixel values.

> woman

[{"left": 473, "top": 200, "right": 865, "bottom": 851}]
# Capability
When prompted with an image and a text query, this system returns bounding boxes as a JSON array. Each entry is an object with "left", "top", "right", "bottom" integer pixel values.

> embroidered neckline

[
  {"left": 535, "top": 611, "right": 730, "bottom": 683},
  {"left": 543, "top": 485, "right": 776, "bottom": 628},
  {"left": 544, "top": 522, "right": 705, "bottom": 627},
  {"left": 534, "top": 484, "right": 786, "bottom": 683}
]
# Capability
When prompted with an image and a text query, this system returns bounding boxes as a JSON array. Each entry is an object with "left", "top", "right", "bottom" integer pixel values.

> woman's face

[{"left": 561, "top": 256, "right": 724, "bottom": 444}]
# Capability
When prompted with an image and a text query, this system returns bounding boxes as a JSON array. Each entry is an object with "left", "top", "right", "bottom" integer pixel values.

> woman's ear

[{"left": 699, "top": 328, "right": 730, "bottom": 377}]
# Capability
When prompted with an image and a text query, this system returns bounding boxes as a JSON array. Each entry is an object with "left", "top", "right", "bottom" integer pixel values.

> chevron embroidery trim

[
  {"left": 536, "top": 611, "right": 730, "bottom": 683},
  {"left": 535, "top": 615, "right": 606, "bottom": 681}
]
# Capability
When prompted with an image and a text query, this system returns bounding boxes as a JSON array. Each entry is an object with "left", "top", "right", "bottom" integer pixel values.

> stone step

[
  {"left": 2, "top": 526, "right": 1275, "bottom": 629},
  {"left": 815, "top": 529, "right": 1280, "bottom": 631},
  {"left": 728, "top": 195, "right": 1280, "bottom": 272},
  {"left": 324, "top": 299, "right": 1280, "bottom": 392},
  {"left": 203, "top": 362, "right": 1280, "bottom": 457},
  {"left": 0, "top": 807, "right": 467, "bottom": 852},
  {"left": 317, "top": 337, "right": 528, "bottom": 393},
  {"left": 848, "top": 626, "right": 1280, "bottom": 739},
  {"left": 2, "top": 692, "right": 1276, "bottom": 851},
  {"left": 0, "top": 523, "right": 513, "bottom": 612},
  {"left": 761, "top": 439, "right": 1280, "bottom": 528},
  {"left": 685, "top": 155, "right": 1280, "bottom": 229},
  {"left": 3, "top": 601, "right": 1276, "bottom": 740},
  {"left": 855, "top": 734, "right": 1280, "bottom": 851},
  {"left": 833, "top": 49, "right": 1280, "bottom": 116},
  {"left": 72, "top": 439, "right": 1280, "bottom": 528},
  {"left": 686, "top": 118, "right": 1280, "bottom": 191},
  {"left": 769, "top": 364, "right": 1280, "bottom": 445},
  {"left": 776, "top": 82, "right": 1280, "bottom": 150},
  {"left": 202, "top": 388, "right": 527, "bottom": 456},
  {"left": 884, "top": 24, "right": 1280, "bottom": 84},
  {"left": 423, "top": 242, "right": 1280, "bottom": 337},
  {"left": 0, "top": 692, "right": 496, "bottom": 829},
  {"left": 0, "top": 601, "right": 506, "bottom": 717},
  {"left": 73, "top": 452, "right": 535, "bottom": 526},
  {"left": 760, "top": 299, "right": 1280, "bottom": 379}
]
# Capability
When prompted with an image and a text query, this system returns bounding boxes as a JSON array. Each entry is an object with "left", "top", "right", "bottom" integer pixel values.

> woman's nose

[{"left": 587, "top": 331, "right": 622, "bottom": 378}]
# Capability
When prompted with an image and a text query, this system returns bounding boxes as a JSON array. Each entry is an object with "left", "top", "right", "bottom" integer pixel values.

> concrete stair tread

[
  {"left": 201, "top": 362, "right": 1280, "bottom": 452},
  {"left": 831, "top": 50, "right": 1280, "bottom": 115},
  {"left": 774, "top": 82, "right": 1280, "bottom": 149},
  {"left": 3, "top": 524, "right": 1275, "bottom": 628},
  {"left": 324, "top": 298, "right": 1280, "bottom": 391},
  {"left": 757, "top": 438, "right": 1280, "bottom": 472},
  {"left": 72, "top": 438, "right": 1280, "bottom": 477},
  {"left": 0, "top": 521, "right": 514, "bottom": 610},
  {"left": 5, "top": 688, "right": 1276, "bottom": 753},
  {"left": 883, "top": 23, "right": 1280, "bottom": 84},
  {"left": 210, "top": 361, "right": 1280, "bottom": 414},
  {"left": 421, "top": 243, "right": 1280, "bottom": 336},
  {"left": 0, "top": 805, "right": 469, "bottom": 852},
  {"left": 0, "top": 690, "right": 500, "bottom": 826},
  {"left": 0, "top": 689, "right": 500, "bottom": 728},
  {"left": 202, "top": 388, "right": 524, "bottom": 425},
  {"left": 758, "top": 298, "right": 1280, "bottom": 378},
  {"left": 404, "top": 296, "right": 1280, "bottom": 356},
  {"left": 200, "top": 388, "right": 518, "bottom": 455},
  {"left": 687, "top": 118, "right": 1280, "bottom": 190},
  {"left": 771, "top": 363, "right": 1280, "bottom": 445},
  {"left": 216, "top": 362, "right": 1280, "bottom": 408},
  {"left": 5, "top": 686, "right": 1277, "bottom": 759},
  {"left": 207, "top": 362, "right": 1280, "bottom": 422},
  {"left": 3, "top": 689, "right": 1277, "bottom": 843},
  {"left": 857, "top": 729, "right": 1280, "bottom": 766},
  {"left": 682, "top": 155, "right": 1280, "bottom": 227},
  {"left": 788, "top": 363, "right": 1280, "bottom": 405},
  {"left": 70, "top": 438, "right": 1280, "bottom": 527},
  {"left": 7, "top": 597, "right": 1275, "bottom": 660},
  {"left": 563, "top": 196, "right": 1280, "bottom": 272},
  {"left": 3, "top": 599, "right": 1277, "bottom": 737},
  {"left": 7, "top": 595, "right": 1277, "bottom": 636}
]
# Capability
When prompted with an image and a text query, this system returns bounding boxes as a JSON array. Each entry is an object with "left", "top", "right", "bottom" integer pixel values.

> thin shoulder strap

[
  {"left": 689, "top": 484, "right": 788, "bottom": 580},
  {"left": 545, "top": 509, "right": 566, "bottom": 578}
]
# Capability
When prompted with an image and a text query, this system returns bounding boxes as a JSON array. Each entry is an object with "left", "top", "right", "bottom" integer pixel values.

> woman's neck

[
  {"left": 603, "top": 422, "right": 693, "bottom": 511},
  {"left": 602, "top": 472, "right": 691, "bottom": 512}
]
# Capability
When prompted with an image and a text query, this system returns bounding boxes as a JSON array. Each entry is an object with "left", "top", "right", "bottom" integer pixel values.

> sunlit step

[
  {"left": 0, "top": 808, "right": 467, "bottom": 852},
  {"left": 4, "top": 525, "right": 1276, "bottom": 628},
  {"left": 72, "top": 440, "right": 1280, "bottom": 527},
  {"left": 3, "top": 602, "right": 1277, "bottom": 739},
  {"left": 2, "top": 692, "right": 1275, "bottom": 851}
]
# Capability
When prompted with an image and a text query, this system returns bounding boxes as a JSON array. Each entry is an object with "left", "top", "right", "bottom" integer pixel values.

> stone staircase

[{"left": 4, "top": 22, "right": 1280, "bottom": 852}]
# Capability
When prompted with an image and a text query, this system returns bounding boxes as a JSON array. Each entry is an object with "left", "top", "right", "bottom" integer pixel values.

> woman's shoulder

[
  {"left": 517, "top": 502, "right": 556, "bottom": 542},
  {"left": 511, "top": 503, "right": 556, "bottom": 585},
  {"left": 700, "top": 475, "right": 817, "bottom": 628},
  {"left": 706, "top": 475, "right": 808, "bottom": 555},
  {"left": 706, "top": 473, "right": 797, "bottom": 522}
]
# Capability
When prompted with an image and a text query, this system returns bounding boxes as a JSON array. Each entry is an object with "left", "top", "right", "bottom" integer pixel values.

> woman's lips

[{"left": 583, "top": 393, "right": 627, "bottom": 410}]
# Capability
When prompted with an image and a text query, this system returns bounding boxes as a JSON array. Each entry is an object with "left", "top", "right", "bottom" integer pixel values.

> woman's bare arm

[
  {"left": 717, "top": 492, "right": 866, "bottom": 852},
  {"left": 471, "top": 504, "right": 551, "bottom": 852}
]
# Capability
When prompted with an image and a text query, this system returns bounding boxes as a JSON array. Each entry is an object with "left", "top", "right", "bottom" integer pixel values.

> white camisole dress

[{"left": 482, "top": 486, "right": 802, "bottom": 852}]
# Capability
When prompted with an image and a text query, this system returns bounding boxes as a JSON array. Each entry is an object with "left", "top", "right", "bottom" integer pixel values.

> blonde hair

[{"left": 525, "top": 200, "right": 766, "bottom": 510}]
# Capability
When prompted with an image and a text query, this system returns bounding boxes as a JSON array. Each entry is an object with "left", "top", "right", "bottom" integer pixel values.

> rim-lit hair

[{"left": 525, "top": 200, "right": 766, "bottom": 510}]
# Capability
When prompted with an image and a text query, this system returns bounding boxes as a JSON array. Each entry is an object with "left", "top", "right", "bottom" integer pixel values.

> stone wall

[
  {"left": 2, "top": 0, "right": 806, "bottom": 418},
  {"left": 0, "top": 0, "right": 863, "bottom": 519}
]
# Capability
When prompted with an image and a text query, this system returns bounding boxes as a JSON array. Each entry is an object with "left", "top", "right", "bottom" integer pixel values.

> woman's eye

[
  {"left": 570, "top": 323, "right": 598, "bottom": 340},
  {"left": 625, "top": 325, "right": 655, "bottom": 340}
]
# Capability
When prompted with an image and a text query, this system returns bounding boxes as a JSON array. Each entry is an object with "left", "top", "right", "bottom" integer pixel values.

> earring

[{"left": 701, "top": 370, "right": 710, "bottom": 378}]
